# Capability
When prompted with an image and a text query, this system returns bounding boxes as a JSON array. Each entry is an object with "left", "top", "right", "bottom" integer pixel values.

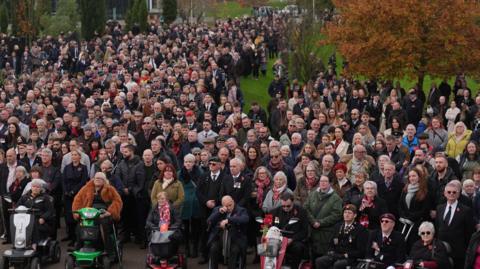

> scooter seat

[{"left": 79, "top": 247, "right": 97, "bottom": 253}]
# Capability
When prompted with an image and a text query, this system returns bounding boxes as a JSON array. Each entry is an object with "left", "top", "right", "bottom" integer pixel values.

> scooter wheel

[
  {"left": 1, "top": 257, "right": 8, "bottom": 269},
  {"left": 51, "top": 242, "right": 61, "bottom": 263},
  {"left": 30, "top": 257, "right": 40, "bottom": 269},
  {"left": 65, "top": 256, "right": 75, "bottom": 269},
  {"left": 102, "top": 256, "right": 111, "bottom": 269}
]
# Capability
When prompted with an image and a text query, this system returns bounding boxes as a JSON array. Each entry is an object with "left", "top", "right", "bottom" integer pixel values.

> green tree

[
  {"left": 163, "top": 0, "right": 177, "bottom": 24},
  {"left": 125, "top": 0, "right": 138, "bottom": 31},
  {"left": 137, "top": 0, "right": 148, "bottom": 32},
  {"left": 40, "top": 0, "right": 79, "bottom": 36},
  {"left": 79, "top": 0, "right": 106, "bottom": 40},
  {"left": 0, "top": 2, "right": 8, "bottom": 33},
  {"left": 287, "top": 16, "right": 324, "bottom": 83}
]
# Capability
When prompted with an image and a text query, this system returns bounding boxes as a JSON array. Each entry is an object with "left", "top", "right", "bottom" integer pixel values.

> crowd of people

[{"left": 0, "top": 11, "right": 480, "bottom": 269}]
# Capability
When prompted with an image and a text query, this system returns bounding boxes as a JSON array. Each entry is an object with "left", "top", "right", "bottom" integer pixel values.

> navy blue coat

[{"left": 207, "top": 204, "right": 249, "bottom": 247}]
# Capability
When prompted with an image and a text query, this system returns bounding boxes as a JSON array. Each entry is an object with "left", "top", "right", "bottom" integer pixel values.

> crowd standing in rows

[{"left": 1, "top": 12, "right": 480, "bottom": 269}]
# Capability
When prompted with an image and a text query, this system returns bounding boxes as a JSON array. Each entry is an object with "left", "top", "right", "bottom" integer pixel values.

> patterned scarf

[
  {"left": 272, "top": 184, "right": 286, "bottom": 202},
  {"left": 255, "top": 177, "right": 271, "bottom": 207},
  {"left": 158, "top": 202, "right": 171, "bottom": 227}
]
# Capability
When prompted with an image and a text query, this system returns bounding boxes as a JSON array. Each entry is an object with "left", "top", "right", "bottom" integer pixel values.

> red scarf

[
  {"left": 305, "top": 176, "right": 318, "bottom": 190},
  {"left": 272, "top": 185, "right": 286, "bottom": 202},
  {"left": 359, "top": 196, "right": 375, "bottom": 228},
  {"left": 158, "top": 203, "right": 171, "bottom": 227},
  {"left": 9, "top": 179, "right": 21, "bottom": 193},
  {"left": 255, "top": 177, "right": 271, "bottom": 207}
]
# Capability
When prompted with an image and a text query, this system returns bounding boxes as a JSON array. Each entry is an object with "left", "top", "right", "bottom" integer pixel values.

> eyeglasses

[
  {"left": 420, "top": 231, "right": 431, "bottom": 236},
  {"left": 208, "top": 163, "right": 218, "bottom": 166},
  {"left": 447, "top": 191, "right": 457, "bottom": 195},
  {"left": 193, "top": 153, "right": 200, "bottom": 156},
  {"left": 282, "top": 204, "right": 293, "bottom": 208},
  {"left": 143, "top": 122, "right": 151, "bottom": 125},
  {"left": 380, "top": 220, "right": 392, "bottom": 224},
  {"left": 271, "top": 155, "right": 280, "bottom": 158},
  {"left": 306, "top": 170, "right": 315, "bottom": 172}
]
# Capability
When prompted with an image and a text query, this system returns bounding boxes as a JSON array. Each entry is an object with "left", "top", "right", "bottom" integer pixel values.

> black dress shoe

[{"left": 197, "top": 258, "right": 208, "bottom": 265}]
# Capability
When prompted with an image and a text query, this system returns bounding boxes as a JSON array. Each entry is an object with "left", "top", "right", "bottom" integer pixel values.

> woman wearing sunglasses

[{"left": 406, "top": 221, "right": 451, "bottom": 269}]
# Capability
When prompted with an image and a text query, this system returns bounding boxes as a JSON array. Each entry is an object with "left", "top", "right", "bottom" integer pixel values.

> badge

[
  {"left": 333, "top": 238, "right": 338, "bottom": 245},
  {"left": 234, "top": 182, "right": 241, "bottom": 189},
  {"left": 274, "top": 217, "right": 279, "bottom": 224},
  {"left": 349, "top": 235, "right": 352, "bottom": 243}
]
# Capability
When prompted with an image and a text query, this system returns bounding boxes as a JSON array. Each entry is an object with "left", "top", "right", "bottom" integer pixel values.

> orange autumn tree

[{"left": 323, "top": 0, "right": 480, "bottom": 90}]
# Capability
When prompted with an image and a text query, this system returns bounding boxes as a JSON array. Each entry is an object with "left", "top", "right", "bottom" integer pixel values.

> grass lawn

[
  {"left": 217, "top": 2, "right": 480, "bottom": 111},
  {"left": 240, "top": 60, "right": 275, "bottom": 110},
  {"left": 207, "top": 0, "right": 289, "bottom": 19}
]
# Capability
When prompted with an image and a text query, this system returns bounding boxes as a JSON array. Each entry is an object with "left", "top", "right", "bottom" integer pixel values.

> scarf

[
  {"left": 405, "top": 183, "right": 419, "bottom": 209},
  {"left": 305, "top": 176, "right": 318, "bottom": 190},
  {"left": 269, "top": 159, "right": 284, "bottom": 171},
  {"left": 272, "top": 184, "right": 286, "bottom": 202},
  {"left": 255, "top": 177, "right": 271, "bottom": 206},
  {"left": 162, "top": 178, "right": 174, "bottom": 190},
  {"left": 158, "top": 203, "right": 171, "bottom": 227},
  {"left": 350, "top": 158, "right": 364, "bottom": 174},
  {"left": 359, "top": 195, "right": 374, "bottom": 228}
]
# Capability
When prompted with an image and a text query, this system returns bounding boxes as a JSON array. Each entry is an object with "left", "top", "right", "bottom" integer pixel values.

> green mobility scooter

[{"left": 65, "top": 207, "right": 122, "bottom": 269}]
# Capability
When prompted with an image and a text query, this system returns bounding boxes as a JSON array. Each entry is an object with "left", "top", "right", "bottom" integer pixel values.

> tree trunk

[{"left": 417, "top": 72, "right": 425, "bottom": 92}]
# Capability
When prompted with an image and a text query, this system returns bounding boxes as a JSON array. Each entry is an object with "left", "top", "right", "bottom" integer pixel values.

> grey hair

[
  {"left": 184, "top": 153, "right": 195, "bottom": 163},
  {"left": 363, "top": 180, "right": 377, "bottom": 193},
  {"left": 30, "top": 178, "right": 46, "bottom": 192},
  {"left": 15, "top": 166, "right": 29, "bottom": 179},
  {"left": 463, "top": 179, "right": 475, "bottom": 187},
  {"left": 273, "top": 171, "right": 287, "bottom": 184},
  {"left": 101, "top": 159, "right": 113, "bottom": 168},
  {"left": 446, "top": 180, "right": 462, "bottom": 192},
  {"left": 41, "top": 147, "right": 53, "bottom": 157},
  {"left": 418, "top": 221, "right": 435, "bottom": 236},
  {"left": 253, "top": 166, "right": 272, "bottom": 180}
]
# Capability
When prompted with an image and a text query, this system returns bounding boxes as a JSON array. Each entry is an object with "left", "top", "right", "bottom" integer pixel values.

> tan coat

[{"left": 150, "top": 179, "right": 185, "bottom": 209}]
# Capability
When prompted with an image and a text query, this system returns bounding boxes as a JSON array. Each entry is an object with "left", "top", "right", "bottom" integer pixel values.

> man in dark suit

[
  {"left": 196, "top": 156, "right": 226, "bottom": 264},
  {"left": 207, "top": 195, "right": 249, "bottom": 269},
  {"left": 316, "top": 204, "right": 368, "bottom": 269},
  {"left": 134, "top": 116, "right": 159, "bottom": 155},
  {"left": 366, "top": 213, "right": 406, "bottom": 268},
  {"left": 435, "top": 180, "right": 474, "bottom": 269},
  {"left": 376, "top": 161, "right": 404, "bottom": 218},
  {"left": 220, "top": 158, "right": 251, "bottom": 208}
]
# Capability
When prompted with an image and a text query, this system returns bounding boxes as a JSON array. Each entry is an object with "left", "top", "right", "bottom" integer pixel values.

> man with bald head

[{"left": 207, "top": 195, "right": 249, "bottom": 269}]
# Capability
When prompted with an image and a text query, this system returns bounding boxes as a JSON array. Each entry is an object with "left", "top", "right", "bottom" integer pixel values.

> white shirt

[
  {"left": 210, "top": 171, "right": 220, "bottom": 181},
  {"left": 338, "top": 178, "right": 348, "bottom": 188},
  {"left": 6, "top": 162, "right": 17, "bottom": 191},
  {"left": 443, "top": 200, "right": 458, "bottom": 225}
]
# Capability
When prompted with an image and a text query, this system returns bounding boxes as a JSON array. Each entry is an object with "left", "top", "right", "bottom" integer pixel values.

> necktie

[
  {"left": 383, "top": 236, "right": 388, "bottom": 244},
  {"left": 444, "top": 205, "right": 452, "bottom": 225},
  {"left": 212, "top": 174, "right": 217, "bottom": 181}
]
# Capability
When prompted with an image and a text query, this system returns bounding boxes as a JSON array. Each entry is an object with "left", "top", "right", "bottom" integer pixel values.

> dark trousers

[
  {"left": 199, "top": 208, "right": 213, "bottom": 259},
  {"left": 120, "top": 194, "right": 149, "bottom": 242},
  {"left": 183, "top": 218, "right": 201, "bottom": 251},
  {"left": 315, "top": 254, "right": 350, "bottom": 269},
  {"left": 286, "top": 241, "right": 307, "bottom": 269},
  {"left": 209, "top": 237, "right": 246, "bottom": 269},
  {"left": 63, "top": 195, "right": 76, "bottom": 240}
]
